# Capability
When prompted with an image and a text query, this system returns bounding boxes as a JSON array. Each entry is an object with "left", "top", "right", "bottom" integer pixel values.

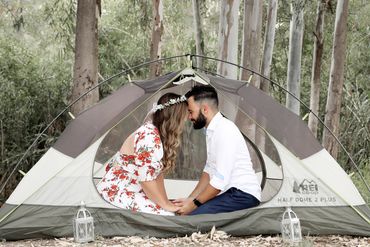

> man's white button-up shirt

[{"left": 204, "top": 112, "right": 261, "bottom": 201}]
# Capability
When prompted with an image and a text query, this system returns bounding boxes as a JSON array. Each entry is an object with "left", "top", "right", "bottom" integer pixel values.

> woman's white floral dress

[{"left": 96, "top": 122, "right": 174, "bottom": 215}]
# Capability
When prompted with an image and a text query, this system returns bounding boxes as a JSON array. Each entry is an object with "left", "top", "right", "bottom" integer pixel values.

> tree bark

[
  {"left": 286, "top": 0, "right": 305, "bottom": 115},
  {"left": 260, "top": 0, "right": 278, "bottom": 93},
  {"left": 192, "top": 0, "right": 205, "bottom": 69},
  {"left": 217, "top": 0, "right": 240, "bottom": 79},
  {"left": 255, "top": 0, "right": 276, "bottom": 153},
  {"left": 0, "top": 120, "right": 3, "bottom": 163},
  {"left": 238, "top": 0, "right": 262, "bottom": 152},
  {"left": 322, "top": 0, "right": 349, "bottom": 159},
  {"left": 149, "top": 0, "right": 164, "bottom": 78},
  {"left": 308, "top": 0, "right": 327, "bottom": 137},
  {"left": 71, "top": 0, "right": 99, "bottom": 116},
  {"left": 240, "top": 0, "right": 263, "bottom": 87}
]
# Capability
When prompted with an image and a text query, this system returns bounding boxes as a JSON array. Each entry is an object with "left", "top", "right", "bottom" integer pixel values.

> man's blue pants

[{"left": 190, "top": 187, "right": 260, "bottom": 215}]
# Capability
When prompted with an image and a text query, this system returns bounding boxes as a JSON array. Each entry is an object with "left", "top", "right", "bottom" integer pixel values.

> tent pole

[
  {"left": 215, "top": 85, "right": 370, "bottom": 224},
  {"left": 0, "top": 55, "right": 190, "bottom": 196},
  {"left": 192, "top": 54, "right": 370, "bottom": 194},
  {"left": 2, "top": 54, "right": 368, "bottom": 201}
]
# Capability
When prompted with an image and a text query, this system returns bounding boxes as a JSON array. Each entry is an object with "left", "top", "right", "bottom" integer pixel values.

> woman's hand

[
  {"left": 172, "top": 198, "right": 196, "bottom": 215},
  {"left": 141, "top": 179, "right": 181, "bottom": 213},
  {"left": 177, "top": 200, "right": 197, "bottom": 215},
  {"left": 162, "top": 201, "right": 180, "bottom": 212},
  {"left": 172, "top": 197, "right": 193, "bottom": 207}
]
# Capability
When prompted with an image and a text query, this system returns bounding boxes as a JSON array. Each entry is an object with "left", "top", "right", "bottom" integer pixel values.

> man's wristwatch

[{"left": 193, "top": 198, "right": 203, "bottom": 207}]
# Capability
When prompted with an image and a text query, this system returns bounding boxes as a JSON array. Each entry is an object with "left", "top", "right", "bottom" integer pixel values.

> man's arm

[
  {"left": 189, "top": 172, "right": 210, "bottom": 198},
  {"left": 173, "top": 172, "right": 210, "bottom": 206},
  {"left": 196, "top": 184, "right": 220, "bottom": 204},
  {"left": 177, "top": 183, "right": 220, "bottom": 215}
]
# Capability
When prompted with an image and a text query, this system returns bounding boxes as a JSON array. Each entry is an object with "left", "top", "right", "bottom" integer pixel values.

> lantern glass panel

[{"left": 293, "top": 221, "right": 302, "bottom": 240}]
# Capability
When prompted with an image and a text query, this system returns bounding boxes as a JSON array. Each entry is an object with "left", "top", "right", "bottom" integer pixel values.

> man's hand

[
  {"left": 172, "top": 197, "right": 193, "bottom": 207},
  {"left": 176, "top": 199, "right": 197, "bottom": 215}
]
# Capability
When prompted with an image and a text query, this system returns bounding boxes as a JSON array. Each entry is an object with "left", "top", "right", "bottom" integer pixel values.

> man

[{"left": 175, "top": 85, "right": 261, "bottom": 215}]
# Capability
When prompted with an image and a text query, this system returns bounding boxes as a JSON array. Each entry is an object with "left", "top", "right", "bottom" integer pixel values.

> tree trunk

[
  {"left": 308, "top": 0, "right": 326, "bottom": 137},
  {"left": 260, "top": 0, "right": 278, "bottom": 93},
  {"left": 286, "top": 0, "right": 305, "bottom": 115},
  {"left": 0, "top": 120, "right": 3, "bottom": 163},
  {"left": 149, "top": 0, "right": 164, "bottom": 78},
  {"left": 192, "top": 0, "right": 205, "bottom": 69},
  {"left": 255, "top": 0, "right": 276, "bottom": 153},
  {"left": 238, "top": 0, "right": 262, "bottom": 151},
  {"left": 217, "top": 0, "right": 240, "bottom": 80},
  {"left": 322, "top": 0, "right": 349, "bottom": 159},
  {"left": 240, "top": 0, "right": 263, "bottom": 87},
  {"left": 71, "top": 0, "right": 99, "bottom": 116}
]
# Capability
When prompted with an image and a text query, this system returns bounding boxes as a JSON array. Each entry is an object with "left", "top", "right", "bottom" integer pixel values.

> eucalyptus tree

[
  {"left": 71, "top": 0, "right": 100, "bottom": 115},
  {"left": 149, "top": 0, "right": 164, "bottom": 78},
  {"left": 240, "top": 0, "right": 263, "bottom": 87},
  {"left": 239, "top": 0, "right": 263, "bottom": 148},
  {"left": 286, "top": 0, "right": 305, "bottom": 115},
  {"left": 308, "top": 0, "right": 328, "bottom": 137},
  {"left": 323, "top": 0, "right": 349, "bottom": 159},
  {"left": 217, "top": 0, "right": 240, "bottom": 79},
  {"left": 192, "top": 0, "right": 205, "bottom": 69},
  {"left": 260, "top": 0, "right": 278, "bottom": 93}
]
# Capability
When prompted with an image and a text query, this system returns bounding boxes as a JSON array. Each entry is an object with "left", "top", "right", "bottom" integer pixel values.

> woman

[{"left": 96, "top": 93, "right": 188, "bottom": 215}]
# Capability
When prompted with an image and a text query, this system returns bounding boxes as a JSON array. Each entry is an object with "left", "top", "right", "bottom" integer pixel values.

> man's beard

[{"left": 192, "top": 111, "right": 207, "bottom": 129}]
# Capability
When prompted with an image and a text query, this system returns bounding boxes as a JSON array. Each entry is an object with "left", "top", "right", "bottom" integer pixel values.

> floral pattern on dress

[{"left": 96, "top": 122, "right": 174, "bottom": 216}]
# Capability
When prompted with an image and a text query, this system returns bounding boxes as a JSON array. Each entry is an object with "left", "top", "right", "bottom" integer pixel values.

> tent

[{"left": 0, "top": 69, "right": 369, "bottom": 240}]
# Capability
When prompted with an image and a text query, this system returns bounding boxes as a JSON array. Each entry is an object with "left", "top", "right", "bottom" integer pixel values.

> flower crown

[{"left": 152, "top": 95, "right": 187, "bottom": 112}]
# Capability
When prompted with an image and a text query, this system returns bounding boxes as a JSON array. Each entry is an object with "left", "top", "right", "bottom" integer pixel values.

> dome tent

[{"left": 0, "top": 67, "right": 369, "bottom": 240}]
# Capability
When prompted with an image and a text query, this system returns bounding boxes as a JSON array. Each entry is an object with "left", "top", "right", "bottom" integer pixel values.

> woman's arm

[
  {"left": 140, "top": 177, "right": 178, "bottom": 212},
  {"left": 156, "top": 173, "right": 169, "bottom": 201},
  {"left": 134, "top": 124, "right": 178, "bottom": 212}
]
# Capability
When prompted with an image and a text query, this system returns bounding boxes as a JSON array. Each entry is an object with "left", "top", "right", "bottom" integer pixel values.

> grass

[{"left": 351, "top": 160, "right": 370, "bottom": 206}]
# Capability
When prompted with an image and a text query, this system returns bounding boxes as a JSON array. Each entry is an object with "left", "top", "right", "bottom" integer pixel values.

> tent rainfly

[{"left": 0, "top": 69, "right": 369, "bottom": 240}]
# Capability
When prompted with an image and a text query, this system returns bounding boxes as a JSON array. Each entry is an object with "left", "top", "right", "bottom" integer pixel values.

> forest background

[{"left": 0, "top": 0, "right": 369, "bottom": 205}]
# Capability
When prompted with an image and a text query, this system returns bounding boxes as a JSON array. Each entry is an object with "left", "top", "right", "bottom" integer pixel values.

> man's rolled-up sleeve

[{"left": 209, "top": 127, "right": 237, "bottom": 191}]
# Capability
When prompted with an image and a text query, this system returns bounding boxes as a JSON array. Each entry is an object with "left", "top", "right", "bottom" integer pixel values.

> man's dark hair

[{"left": 185, "top": 85, "right": 218, "bottom": 107}]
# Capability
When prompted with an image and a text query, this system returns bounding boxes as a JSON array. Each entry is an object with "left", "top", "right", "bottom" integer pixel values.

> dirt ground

[{"left": 0, "top": 229, "right": 369, "bottom": 247}]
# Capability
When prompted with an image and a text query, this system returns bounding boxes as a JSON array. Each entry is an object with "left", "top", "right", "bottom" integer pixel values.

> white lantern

[
  {"left": 73, "top": 201, "right": 95, "bottom": 243},
  {"left": 281, "top": 207, "right": 302, "bottom": 243}
]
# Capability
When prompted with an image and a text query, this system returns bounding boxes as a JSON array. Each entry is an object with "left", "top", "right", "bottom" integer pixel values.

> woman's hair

[{"left": 152, "top": 93, "right": 188, "bottom": 174}]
